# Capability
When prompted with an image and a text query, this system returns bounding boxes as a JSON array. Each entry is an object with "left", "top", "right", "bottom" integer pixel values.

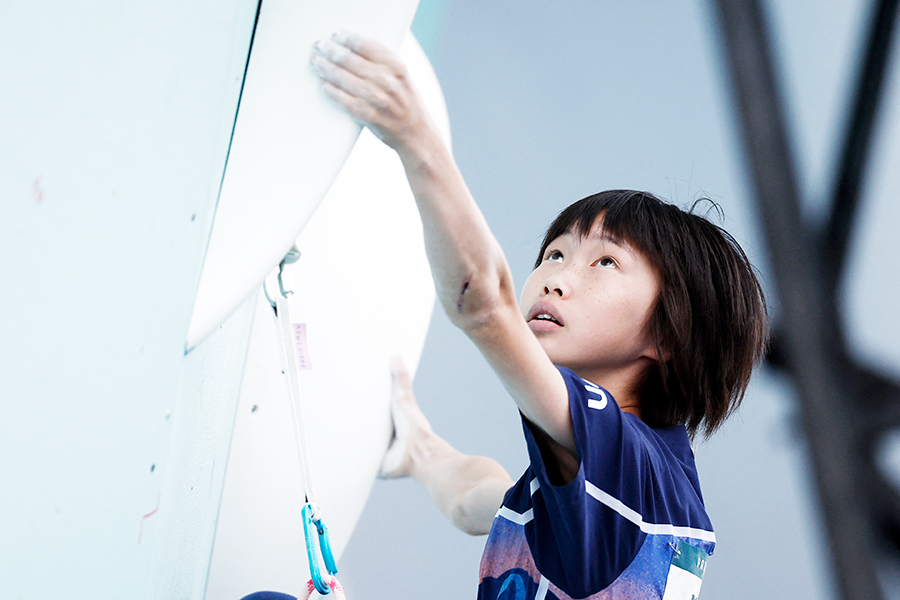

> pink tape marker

[{"left": 292, "top": 323, "right": 312, "bottom": 370}]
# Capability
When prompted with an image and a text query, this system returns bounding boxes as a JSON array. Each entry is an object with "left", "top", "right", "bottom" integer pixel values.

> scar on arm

[{"left": 457, "top": 280, "right": 470, "bottom": 312}]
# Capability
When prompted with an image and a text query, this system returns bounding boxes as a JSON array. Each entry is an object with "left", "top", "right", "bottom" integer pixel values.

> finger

[
  {"left": 390, "top": 357, "right": 417, "bottom": 409},
  {"left": 391, "top": 355, "right": 411, "bottom": 387},
  {"left": 378, "top": 409, "right": 409, "bottom": 479},
  {"left": 317, "top": 78, "right": 401, "bottom": 139},
  {"left": 316, "top": 80, "right": 371, "bottom": 122},
  {"left": 331, "top": 30, "right": 406, "bottom": 72},
  {"left": 309, "top": 51, "right": 377, "bottom": 102},
  {"left": 380, "top": 358, "right": 410, "bottom": 479},
  {"left": 312, "top": 37, "right": 385, "bottom": 83},
  {"left": 310, "top": 48, "right": 408, "bottom": 132}
]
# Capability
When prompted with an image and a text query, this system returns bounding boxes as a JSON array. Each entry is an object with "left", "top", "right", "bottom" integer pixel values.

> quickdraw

[
  {"left": 265, "top": 248, "right": 341, "bottom": 597},
  {"left": 302, "top": 502, "right": 338, "bottom": 595}
]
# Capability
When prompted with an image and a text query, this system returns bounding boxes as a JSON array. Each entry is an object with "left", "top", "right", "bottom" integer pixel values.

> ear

[
  {"left": 657, "top": 340, "right": 672, "bottom": 362},
  {"left": 640, "top": 331, "right": 671, "bottom": 363},
  {"left": 642, "top": 343, "right": 671, "bottom": 363},
  {"left": 642, "top": 307, "right": 671, "bottom": 363}
]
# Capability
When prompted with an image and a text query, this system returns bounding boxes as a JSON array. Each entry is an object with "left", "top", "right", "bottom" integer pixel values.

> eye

[
  {"left": 594, "top": 256, "right": 617, "bottom": 268},
  {"left": 545, "top": 249, "right": 564, "bottom": 263}
]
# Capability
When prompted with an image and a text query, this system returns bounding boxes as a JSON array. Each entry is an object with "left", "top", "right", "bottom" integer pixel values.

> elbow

[
  {"left": 447, "top": 470, "right": 511, "bottom": 536},
  {"left": 449, "top": 498, "right": 493, "bottom": 536},
  {"left": 445, "top": 267, "right": 518, "bottom": 337},
  {"left": 447, "top": 293, "right": 503, "bottom": 337},
  {"left": 456, "top": 520, "right": 491, "bottom": 537}
]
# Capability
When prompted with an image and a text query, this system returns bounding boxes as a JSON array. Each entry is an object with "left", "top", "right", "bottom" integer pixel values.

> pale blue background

[{"left": 339, "top": 1, "right": 900, "bottom": 599}]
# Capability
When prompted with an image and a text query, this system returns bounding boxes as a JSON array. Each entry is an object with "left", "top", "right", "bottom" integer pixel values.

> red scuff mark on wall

[{"left": 138, "top": 493, "right": 161, "bottom": 544}]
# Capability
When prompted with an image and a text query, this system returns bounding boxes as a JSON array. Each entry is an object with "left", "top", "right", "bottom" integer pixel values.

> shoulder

[{"left": 555, "top": 368, "right": 712, "bottom": 530}]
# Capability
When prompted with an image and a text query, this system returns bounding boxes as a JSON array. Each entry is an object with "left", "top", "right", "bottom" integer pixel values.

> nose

[{"left": 542, "top": 270, "right": 570, "bottom": 297}]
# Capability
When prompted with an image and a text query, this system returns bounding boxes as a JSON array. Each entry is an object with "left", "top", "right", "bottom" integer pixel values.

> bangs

[{"left": 535, "top": 190, "right": 665, "bottom": 270}]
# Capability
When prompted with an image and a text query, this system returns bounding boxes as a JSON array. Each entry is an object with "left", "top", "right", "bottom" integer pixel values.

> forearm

[
  {"left": 398, "top": 127, "right": 574, "bottom": 449},
  {"left": 409, "top": 428, "right": 512, "bottom": 535},
  {"left": 397, "top": 125, "right": 516, "bottom": 331}
]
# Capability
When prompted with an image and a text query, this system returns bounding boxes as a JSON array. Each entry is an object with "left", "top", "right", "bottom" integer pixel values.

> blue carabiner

[{"left": 302, "top": 503, "right": 338, "bottom": 595}]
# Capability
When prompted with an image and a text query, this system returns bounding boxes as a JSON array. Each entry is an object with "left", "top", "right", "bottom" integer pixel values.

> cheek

[
  {"left": 620, "top": 291, "right": 653, "bottom": 325},
  {"left": 588, "top": 287, "right": 647, "bottom": 332},
  {"left": 520, "top": 271, "right": 541, "bottom": 306}
]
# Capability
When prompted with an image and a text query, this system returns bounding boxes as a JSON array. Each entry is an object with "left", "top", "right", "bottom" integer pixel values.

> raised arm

[{"left": 310, "top": 32, "right": 574, "bottom": 455}]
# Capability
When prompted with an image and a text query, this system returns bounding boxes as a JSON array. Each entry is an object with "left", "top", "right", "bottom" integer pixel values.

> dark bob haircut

[{"left": 535, "top": 190, "right": 769, "bottom": 438}]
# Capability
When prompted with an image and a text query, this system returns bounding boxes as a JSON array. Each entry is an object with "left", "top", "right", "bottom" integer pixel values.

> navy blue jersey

[{"left": 478, "top": 367, "right": 715, "bottom": 600}]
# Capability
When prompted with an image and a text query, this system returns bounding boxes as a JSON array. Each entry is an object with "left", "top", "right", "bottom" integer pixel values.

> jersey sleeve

[{"left": 520, "top": 366, "right": 650, "bottom": 597}]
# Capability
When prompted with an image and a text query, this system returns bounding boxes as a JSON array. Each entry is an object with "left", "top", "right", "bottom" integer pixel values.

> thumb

[{"left": 379, "top": 356, "right": 425, "bottom": 478}]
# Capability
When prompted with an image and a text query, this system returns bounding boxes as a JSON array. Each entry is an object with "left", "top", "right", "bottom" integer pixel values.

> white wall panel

[{"left": 0, "top": 1, "right": 258, "bottom": 597}]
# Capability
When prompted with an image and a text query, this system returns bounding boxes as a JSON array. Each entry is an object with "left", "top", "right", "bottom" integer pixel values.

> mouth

[
  {"left": 526, "top": 302, "right": 564, "bottom": 329},
  {"left": 531, "top": 312, "right": 561, "bottom": 326}
]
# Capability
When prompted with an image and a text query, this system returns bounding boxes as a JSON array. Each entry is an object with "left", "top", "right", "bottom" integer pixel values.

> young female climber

[{"left": 308, "top": 31, "right": 768, "bottom": 599}]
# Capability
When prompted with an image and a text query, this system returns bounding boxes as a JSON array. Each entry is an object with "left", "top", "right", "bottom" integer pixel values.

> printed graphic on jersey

[{"left": 661, "top": 540, "right": 707, "bottom": 600}]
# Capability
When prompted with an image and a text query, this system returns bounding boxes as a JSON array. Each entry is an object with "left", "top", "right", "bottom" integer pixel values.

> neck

[
  {"left": 574, "top": 361, "right": 651, "bottom": 420},
  {"left": 618, "top": 401, "right": 642, "bottom": 419}
]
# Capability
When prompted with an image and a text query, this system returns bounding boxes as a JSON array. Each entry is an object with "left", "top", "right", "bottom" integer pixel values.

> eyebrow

[{"left": 589, "top": 230, "right": 636, "bottom": 256}]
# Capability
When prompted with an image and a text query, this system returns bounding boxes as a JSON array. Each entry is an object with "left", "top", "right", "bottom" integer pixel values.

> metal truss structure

[{"left": 711, "top": 0, "right": 900, "bottom": 598}]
